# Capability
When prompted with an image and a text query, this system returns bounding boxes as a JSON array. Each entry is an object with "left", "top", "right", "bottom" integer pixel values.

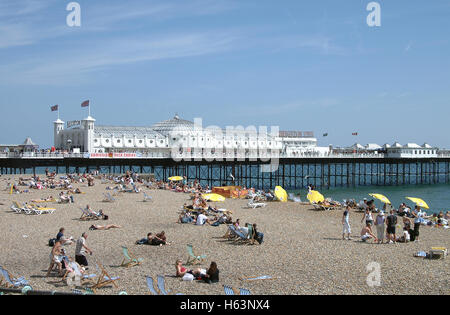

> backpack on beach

[{"left": 48, "top": 238, "right": 57, "bottom": 247}]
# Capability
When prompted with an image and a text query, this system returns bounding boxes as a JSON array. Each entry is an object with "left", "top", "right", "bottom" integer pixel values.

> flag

[
  {"left": 352, "top": 132, "right": 358, "bottom": 136},
  {"left": 323, "top": 133, "right": 328, "bottom": 137},
  {"left": 81, "top": 100, "right": 90, "bottom": 107},
  {"left": 51, "top": 105, "right": 59, "bottom": 112}
]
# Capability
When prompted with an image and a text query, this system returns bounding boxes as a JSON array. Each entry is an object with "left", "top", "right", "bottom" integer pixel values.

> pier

[{"left": 1, "top": 152, "right": 449, "bottom": 189}]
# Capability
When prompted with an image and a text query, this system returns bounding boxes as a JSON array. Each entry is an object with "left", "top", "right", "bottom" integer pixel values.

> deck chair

[
  {"left": 0, "top": 266, "right": 29, "bottom": 288},
  {"left": 103, "top": 192, "right": 116, "bottom": 202},
  {"left": 228, "top": 226, "right": 252, "bottom": 244},
  {"left": 121, "top": 246, "right": 143, "bottom": 268},
  {"left": 91, "top": 264, "right": 119, "bottom": 293},
  {"left": 79, "top": 207, "right": 101, "bottom": 221},
  {"left": 223, "top": 285, "right": 235, "bottom": 295},
  {"left": 239, "top": 288, "right": 251, "bottom": 295},
  {"left": 146, "top": 276, "right": 160, "bottom": 295},
  {"left": 288, "top": 193, "right": 302, "bottom": 203},
  {"left": 157, "top": 275, "right": 171, "bottom": 295},
  {"left": 143, "top": 192, "right": 153, "bottom": 202},
  {"left": 186, "top": 244, "right": 207, "bottom": 266},
  {"left": 247, "top": 198, "right": 266, "bottom": 209},
  {"left": 62, "top": 258, "right": 97, "bottom": 287}
]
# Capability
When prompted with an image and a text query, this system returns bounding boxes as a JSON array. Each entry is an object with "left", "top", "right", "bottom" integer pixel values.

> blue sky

[{"left": 0, "top": 0, "right": 449, "bottom": 149}]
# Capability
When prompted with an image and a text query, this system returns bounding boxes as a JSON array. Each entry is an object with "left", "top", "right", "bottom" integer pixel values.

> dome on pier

[{"left": 151, "top": 114, "right": 200, "bottom": 136}]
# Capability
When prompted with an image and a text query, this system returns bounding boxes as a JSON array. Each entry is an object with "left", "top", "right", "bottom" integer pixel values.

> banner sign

[
  {"left": 89, "top": 153, "right": 138, "bottom": 159},
  {"left": 67, "top": 120, "right": 81, "bottom": 128}
]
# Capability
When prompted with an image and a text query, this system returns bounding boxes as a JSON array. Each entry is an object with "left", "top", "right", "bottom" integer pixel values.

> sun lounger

[
  {"left": 186, "top": 244, "right": 207, "bottom": 266},
  {"left": 0, "top": 266, "right": 29, "bottom": 288},
  {"left": 121, "top": 246, "right": 143, "bottom": 268},
  {"left": 11, "top": 202, "right": 24, "bottom": 214},
  {"left": 91, "top": 264, "right": 119, "bottom": 293},
  {"left": 30, "top": 203, "right": 56, "bottom": 214},
  {"left": 247, "top": 198, "right": 266, "bottom": 209}
]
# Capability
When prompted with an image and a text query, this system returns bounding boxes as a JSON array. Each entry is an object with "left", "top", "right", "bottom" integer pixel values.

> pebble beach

[{"left": 0, "top": 175, "right": 449, "bottom": 295}]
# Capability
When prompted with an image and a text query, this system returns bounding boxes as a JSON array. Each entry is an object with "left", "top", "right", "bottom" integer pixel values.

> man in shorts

[
  {"left": 386, "top": 210, "right": 398, "bottom": 244},
  {"left": 360, "top": 222, "right": 377, "bottom": 242}
]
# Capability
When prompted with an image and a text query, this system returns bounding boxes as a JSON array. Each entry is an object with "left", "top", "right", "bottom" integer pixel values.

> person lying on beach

[
  {"left": 46, "top": 240, "right": 64, "bottom": 277},
  {"left": 210, "top": 214, "right": 232, "bottom": 226},
  {"left": 89, "top": 224, "right": 121, "bottom": 230},
  {"left": 360, "top": 223, "right": 378, "bottom": 243},
  {"left": 150, "top": 231, "right": 171, "bottom": 246},
  {"left": 136, "top": 233, "right": 154, "bottom": 245}
]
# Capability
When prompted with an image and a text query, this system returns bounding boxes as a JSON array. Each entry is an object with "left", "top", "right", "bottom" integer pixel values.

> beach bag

[
  {"left": 48, "top": 238, "right": 57, "bottom": 247},
  {"left": 182, "top": 273, "right": 195, "bottom": 281}
]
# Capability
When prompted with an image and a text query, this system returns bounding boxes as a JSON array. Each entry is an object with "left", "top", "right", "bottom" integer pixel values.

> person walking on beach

[
  {"left": 342, "top": 206, "right": 352, "bottom": 240},
  {"left": 412, "top": 206, "right": 424, "bottom": 242},
  {"left": 386, "top": 210, "right": 398, "bottom": 244},
  {"left": 46, "top": 240, "right": 63, "bottom": 277},
  {"left": 374, "top": 211, "right": 386, "bottom": 244},
  {"left": 361, "top": 208, "right": 374, "bottom": 226},
  {"left": 75, "top": 232, "right": 93, "bottom": 267}
]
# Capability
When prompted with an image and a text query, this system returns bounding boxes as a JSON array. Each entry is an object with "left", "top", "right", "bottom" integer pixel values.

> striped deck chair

[
  {"left": 157, "top": 275, "right": 171, "bottom": 295},
  {"left": 247, "top": 198, "right": 266, "bottom": 209},
  {"left": 239, "top": 288, "right": 251, "bottom": 295},
  {"left": 223, "top": 285, "right": 235, "bottom": 295},
  {"left": 62, "top": 258, "right": 97, "bottom": 287},
  {"left": 0, "top": 266, "right": 29, "bottom": 288},
  {"left": 146, "top": 276, "right": 159, "bottom": 295},
  {"left": 186, "top": 244, "right": 207, "bottom": 266},
  {"left": 120, "top": 246, "right": 143, "bottom": 268},
  {"left": 91, "top": 264, "right": 119, "bottom": 294}
]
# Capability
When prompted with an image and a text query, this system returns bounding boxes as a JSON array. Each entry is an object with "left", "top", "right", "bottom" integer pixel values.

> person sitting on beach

[
  {"left": 178, "top": 211, "right": 194, "bottom": 224},
  {"left": 200, "top": 262, "right": 219, "bottom": 284},
  {"left": 253, "top": 224, "right": 264, "bottom": 244},
  {"left": 175, "top": 259, "right": 202, "bottom": 278},
  {"left": 360, "top": 222, "right": 378, "bottom": 243},
  {"left": 89, "top": 224, "right": 121, "bottom": 230},
  {"left": 56, "top": 227, "right": 74, "bottom": 245},
  {"left": 136, "top": 233, "right": 154, "bottom": 245},
  {"left": 195, "top": 211, "right": 210, "bottom": 226},
  {"left": 223, "top": 219, "right": 241, "bottom": 238},
  {"left": 358, "top": 198, "right": 368, "bottom": 211},
  {"left": 396, "top": 226, "right": 411, "bottom": 243},
  {"left": 151, "top": 231, "right": 171, "bottom": 246},
  {"left": 46, "top": 240, "right": 64, "bottom": 277},
  {"left": 210, "top": 213, "right": 231, "bottom": 226}
]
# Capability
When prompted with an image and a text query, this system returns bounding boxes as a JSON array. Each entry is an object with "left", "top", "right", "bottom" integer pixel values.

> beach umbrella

[
  {"left": 274, "top": 186, "right": 288, "bottom": 202},
  {"left": 307, "top": 190, "right": 325, "bottom": 204},
  {"left": 168, "top": 176, "right": 183, "bottom": 181},
  {"left": 202, "top": 193, "right": 225, "bottom": 202},
  {"left": 368, "top": 193, "right": 391, "bottom": 205},
  {"left": 405, "top": 197, "right": 429, "bottom": 209}
]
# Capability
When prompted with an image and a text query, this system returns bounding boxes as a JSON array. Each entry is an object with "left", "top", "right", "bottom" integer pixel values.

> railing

[{"left": 1, "top": 151, "right": 450, "bottom": 159}]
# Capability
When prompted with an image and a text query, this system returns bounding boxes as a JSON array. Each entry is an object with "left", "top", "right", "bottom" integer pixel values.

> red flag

[
  {"left": 51, "top": 105, "right": 59, "bottom": 112},
  {"left": 352, "top": 132, "right": 358, "bottom": 136},
  {"left": 81, "top": 100, "right": 90, "bottom": 107}
]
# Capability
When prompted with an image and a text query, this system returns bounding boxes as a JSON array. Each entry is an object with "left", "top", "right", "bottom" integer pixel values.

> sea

[{"left": 291, "top": 184, "right": 450, "bottom": 215}]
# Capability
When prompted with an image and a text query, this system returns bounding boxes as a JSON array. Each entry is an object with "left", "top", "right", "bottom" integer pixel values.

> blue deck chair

[
  {"left": 121, "top": 246, "right": 143, "bottom": 268},
  {"left": 146, "top": 276, "right": 159, "bottom": 295},
  {"left": 0, "top": 266, "right": 29, "bottom": 288},
  {"left": 143, "top": 192, "right": 153, "bottom": 202},
  {"left": 239, "top": 288, "right": 251, "bottom": 295},
  {"left": 157, "top": 275, "right": 171, "bottom": 295},
  {"left": 223, "top": 285, "right": 235, "bottom": 295},
  {"left": 186, "top": 244, "right": 207, "bottom": 265}
]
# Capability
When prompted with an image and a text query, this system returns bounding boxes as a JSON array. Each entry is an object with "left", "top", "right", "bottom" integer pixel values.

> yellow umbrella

[
  {"left": 168, "top": 176, "right": 183, "bottom": 181},
  {"left": 406, "top": 197, "right": 429, "bottom": 209},
  {"left": 307, "top": 190, "right": 325, "bottom": 204},
  {"left": 274, "top": 186, "right": 288, "bottom": 202},
  {"left": 369, "top": 193, "right": 391, "bottom": 205},
  {"left": 202, "top": 193, "right": 225, "bottom": 202}
]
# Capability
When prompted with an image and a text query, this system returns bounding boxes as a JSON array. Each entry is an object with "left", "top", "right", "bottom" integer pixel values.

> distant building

[
  {"left": 385, "top": 143, "right": 439, "bottom": 158},
  {"left": 0, "top": 137, "right": 39, "bottom": 153}
]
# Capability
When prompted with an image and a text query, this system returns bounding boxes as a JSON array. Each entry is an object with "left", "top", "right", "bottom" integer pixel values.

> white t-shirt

[
  {"left": 75, "top": 237, "right": 87, "bottom": 256},
  {"left": 196, "top": 214, "right": 207, "bottom": 225}
]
